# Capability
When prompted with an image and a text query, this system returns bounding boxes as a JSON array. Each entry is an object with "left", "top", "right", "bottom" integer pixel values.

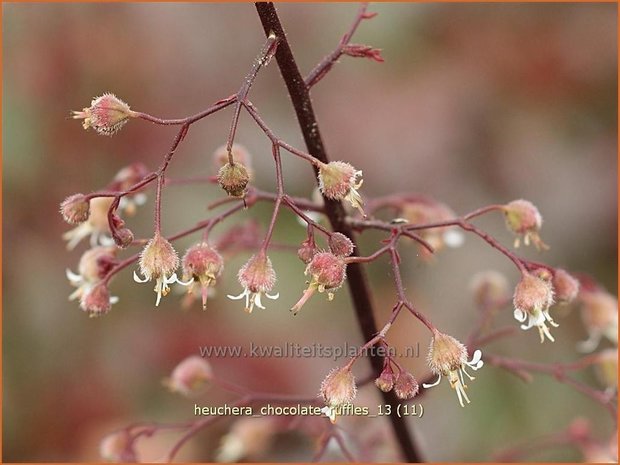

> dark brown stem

[{"left": 255, "top": 3, "right": 422, "bottom": 461}]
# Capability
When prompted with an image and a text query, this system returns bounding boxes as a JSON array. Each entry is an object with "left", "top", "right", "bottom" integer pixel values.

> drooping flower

[
  {"left": 66, "top": 246, "right": 117, "bottom": 301},
  {"left": 319, "top": 366, "right": 357, "bottom": 423},
  {"left": 317, "top": 161, "right": 364, "bottom": 214},
  {"left": 164, "top": 355, "right": 213, "bottom": 397},
  {"left": 227, "top": 254, "right": 279, "bottom": 313},
  {"left": 80, "top": 283, "right": 118, "bottom": 317},
  {"left": 291, "top": 252, "right": 346, "bottom": 315},
  {"left": 133, "top": 233, "right": 188, "bottom": 306},
  {"left": 182, "top": 242, "right": 224, "bottom": 309},
  {"left": 72, "top": 93, "right": 135, "bottom": 136},
  {"left": 422, "top": 331, "right": 484, "bottom": 407},
  {"left": 552, "top": 268, "right": 580, "bottom": 305},
  {"left": 502, "top": 199, "right": 547, "bottom": 250},
  {"left": 63, "top": 196, "right": 116, "bottom": 250},
  {"left": 513, "top": 272, "right": 556, "bottom": 342},
  {"left": 577, "top": 289, "right": 618, "bottom": 352},
  {"left": 60, "top": 193, "right": 91, "bottom": 225}
]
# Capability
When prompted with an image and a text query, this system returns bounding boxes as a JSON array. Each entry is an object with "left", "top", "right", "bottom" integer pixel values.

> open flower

[
  {"left": 502, "top": 199, "right": 547, "bottom": 250},
  {"left": 227, "top": 254, "right": 279, "bottom": 313},
  {"left": 182, "top": 242, "right": 224, "bottom": 309},
  {"left": 513, "top": 272, "right": 556, "bottom": 342},
  {"left": 319, "top": 366, "right": 357, "bottom": 423},
  {"left": 422, "top": 331, "right": 484, "bottom": 407},
  {"left": 63, "top": 196, "right": 116, "bottom": 250},
  {"left": 66, "top": 246, "right": 117, "bottom": 301},
  {"left": 133, "top": 233, "right": 189, "bottom": 306},
  {"left": 291, "top": 252, "right": 346, "bottom": 315},
  {"left": 317, "top": 161, "right": 364, "bottom": 214},
  {"left": 72, "top": 93, "right": 135, "bottom": 136},
  {"left": 80, "top": 283, "right": 118, "bottom": 317}
]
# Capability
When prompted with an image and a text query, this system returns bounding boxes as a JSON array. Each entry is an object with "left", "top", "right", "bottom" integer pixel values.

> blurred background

[{"left": 3, "top": 3, "right": 617, "bottom": 462}]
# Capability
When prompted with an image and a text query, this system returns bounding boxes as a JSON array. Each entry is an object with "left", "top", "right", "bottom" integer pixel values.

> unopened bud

[
  {"left": 297, "top": 238, "right": 316, "bottom": 264},
  {"left": 113, "top": 227, "right": 134, "bottom": 249},
  {"left": 375, "top": 366, "right": 395, "bottom": 393},
  {"left": 320, "top": 367, "right": 356, "bottom": 407},
  {"left": 502, "top": 199, "right": 547, "bottom": 249},
  {"left": 328, "top": 232, "right": 355, "bottom": 257},
  {"left": 72, "top": 93, "right": 135, "bottom": 136},
  {"left": 217, "top": 162, "right": 250, "bottom": 198},
  {"left": 60, "top": 194, "right": 90, "bottom": 224},
  {"left": 394, "top": 371, "right": 419, "bottom": 400},
  {"left": 213, "top": 144, "right": 253, "bottom": 178},
  {"left": 165, "top": 355, "right": 213, "bottom": 397},
  {"left": 552, "top": 269, "right": 580, "bottom": 304}
]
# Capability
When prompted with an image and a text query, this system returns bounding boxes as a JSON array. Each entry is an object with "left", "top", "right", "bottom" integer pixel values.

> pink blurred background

[{"left": 3, "top": 3, "right": 617, "bottom": 462}]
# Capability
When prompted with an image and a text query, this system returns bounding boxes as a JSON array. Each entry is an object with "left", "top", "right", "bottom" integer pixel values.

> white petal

[
  {"left": 513, "top": 308, "right": 527, "bottom": 322},
  {"left": 254, "top": 293, "right": 265, "bottom": 309},
  {"left": 469, "top": 349, "right": 483, "bottom": 365},
  {"left": 227, "top": 290, "right": 247, "bottom": 300},
  {"left": 110, "top": 296, "right": 119, "bottom": 304},
  {"left": 266, "top": 292, "right": 279, "bottom": 300},
  {"left": 65, "top": 269, "right": 83, "bottom": 284},
  {"left": 133, "top": 271, "right": 149, "bottom": 283}
]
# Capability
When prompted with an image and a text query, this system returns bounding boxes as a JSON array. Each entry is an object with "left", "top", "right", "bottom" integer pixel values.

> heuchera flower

[
  {"left": 217, "top": 162, "right": 250, "bottom": 198},
  {"left": 133, "top": 233, "right": 189, "bottom": 306},
  {"left": 182, "top": 242, "right": 224, "bottom": 309},
  {"left": 422, "top": 331, "right": 484, "bottom": 407},
  {"left": 502, "top": 199, "right": 547, "bottom": 250},
  {"left": 62, "top": 196, "right": 116, "bottom": 250},
  {"left": 513, "top": 272, "right": 556, "bottom": 342},
  {"left": 319, "top": 367, "right": 357, "bottom": 423},
  {"left": 375, "top": 365, "right": 395, "bottom": 393},
  {"left": 291, "top": 252, "right": 346, "bottom": 315},
  {"left": 393, "top": 371, "right": 419, "bottom": 400},
  {"left": 66, "top": 246, "right": 117, "bottom": 301},
  {"left": 578, "top": 289, "right": 618, "bottom": 352},
  {"left": 164, "top": 355, "right": 213, "bottom": 397},
  {"left": 60, "top": 193, "right": 91, "bottom": 225},
  {"left": 552, "top": 268, "right": 580, "bottom": 304},
  {"left": 72, "top": 93, "right": 135, "bottom": 136},
  {"left": 227, "top": 254, "right": 279, "bottom": 313},
  {"left": 317, "top": 161, "right": 364, "bottom": 214},
  {"left": 328, "top": 232, "right": 355, "bottom": 257},
  {"left": 80, "top": 283, "right": 118, "bottom": 317}
]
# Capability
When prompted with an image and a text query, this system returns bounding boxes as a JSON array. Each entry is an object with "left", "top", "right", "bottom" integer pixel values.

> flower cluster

[{"left": 319, "top": 366, "right": 357, "bottom": 423}]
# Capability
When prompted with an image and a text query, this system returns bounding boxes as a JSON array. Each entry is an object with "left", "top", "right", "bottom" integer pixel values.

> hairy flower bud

[
  {"left": 393, "top": 371, "right": 419, "bottom": 400},
  {"left": 60, "top": 193, "right": 90, "bottom": 224},
  {"left": 328, "top": 232, "right": 355, "bottom": 257},
  {"left": 165, "top": 355, "right": 213, "bottom": 397},
  {"left": 217, "top": 162, "right": 250, "bottom": 198},
  {"left": 228, "top": 254, "right": 279, "bottom": 313},
  {"left": 320, "top": 367, "right": 357, "bottom": 408},
  {"left": 72, "top": 93, "right": 135, "bottom": 136},
  {"left": 213, "top": 144, "right": 254, "bottom": 179},
  {"left": 182, "top": 242, "right": 224, "bottom": 309},
  {"left": 291, "top": 252, "right": 347, "bottom": 315},
  {"left": 513, "top": 272, "right": 556, "bottom": 342},
  {"left": 375, "top": 366, "right": 395, "bottom": 393},
  {"left": 502, "top": 199, "right": 547, "bottom": 249},
  {"left": 297, "top": 238, "right": 316, "bottom": 264},
  {"left": 552, "top": 268, "right": 580, "bottom": 304},
  {"left": 80, "top": 283, "right": 116, "bottom": 317},
  {"left": 317, "top": 161, "right": 364, "bottom": 214}
]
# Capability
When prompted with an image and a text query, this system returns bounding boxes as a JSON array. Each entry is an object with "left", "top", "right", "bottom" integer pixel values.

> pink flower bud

[
  {"left": 217, "top": 162, "right": 250, "bottom": 198},
  {"left": 513, "top": 272, "right": 556, "bottom": 342},
  {"left": 328, "top": 232, "right": 355, "bottom": 257},
  {"left": 165, "top": 355, "right": 213, "bottom": 397},
  {"left": 393, "top": 371, "right": 419, "bottom": 400},
  {"left": 375, "top": 367, "right": 395, "bottom": 393},
  {"left": 182, "top": 242, "right": 224, "bottom": 309},
  {"left": 72, "top": 93, "right": 135, "bottom": 136},
  {"left": 317, "top": 161, "right": 364, "bottom": 214},
  {"left": 60, "top": 193, "right": 90, "bottom": 224},
  {"left": 228, "top": 254, "right": 279, "bottom": 313},
  {"left": 297, "top": 238, "right": 316, "bottom": 264},
  {"left": 80, "top": 283, "right": 115, "bottom": 317},
  {"left": 469, "top": 270, "right": 509, "bottom": 307},
  {"left": 213, "top": 144, "right": 253, "bottom": 179},
  {"left": 320, "top": 367, "right": 357, "bottom": 407},
  {"left": 552, "top": 268, "right": 580, "bottom": 304},
  {"left": 291, "top": 252, "right": 346, "bottom": 315},
  {"left": 502, "top": 199, "right": 547, "bottom": 249},
  {"left": 99, "top": 430, "right": 136, "bottom": 462},
  {"left": 113, "top": 227, "right": 134, "bottom": 249}
]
